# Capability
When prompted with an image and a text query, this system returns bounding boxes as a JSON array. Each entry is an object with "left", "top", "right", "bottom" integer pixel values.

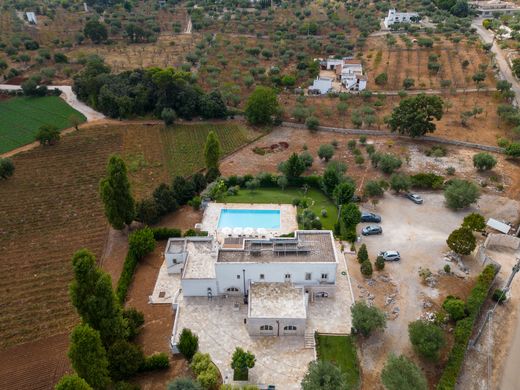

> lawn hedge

[{"left": 436, "top": 264, "right": 497, "bottom": 390}]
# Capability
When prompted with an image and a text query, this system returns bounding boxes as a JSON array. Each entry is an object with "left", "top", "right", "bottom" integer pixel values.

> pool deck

[{"left": 200, "top": 203, "right": 298, "bottom": 240}]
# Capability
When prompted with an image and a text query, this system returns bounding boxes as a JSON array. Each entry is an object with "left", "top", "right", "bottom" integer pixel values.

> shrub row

[
  {"left": 410, "top": 173, "right": 444, "bottom": 190},
  {"left": 222, "top": 172, "right": 322, "bottom": 190},
  {"left": 140, "top": 353, "right": 170, "bottom": 371},
  {"left": 436, "top": 264, "right": 497, "bottom": 390},
  {"left": 151, "top": 227, "right": 182, "bottom": 241}
]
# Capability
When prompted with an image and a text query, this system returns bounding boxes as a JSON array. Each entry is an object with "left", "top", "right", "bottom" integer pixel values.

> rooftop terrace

[{"left": 248, "top": 282, "right": 307, "bottom": 319}]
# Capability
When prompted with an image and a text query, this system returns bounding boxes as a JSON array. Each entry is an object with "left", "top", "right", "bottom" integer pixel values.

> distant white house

[
  {"left": 383, "top": 9, "right": 419, "bottom": 28},
  {"left": 470, "top": 0, "right": 520, "bottom": 16},
  {"left": 309, "top": 77, "right": 333, "bottom": 95},
  {"left": 26, "top": 12, "right": 37, "bottom": 24}
]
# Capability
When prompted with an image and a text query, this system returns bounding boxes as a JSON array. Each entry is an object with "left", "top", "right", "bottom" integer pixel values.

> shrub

[
  {"left": 357, "top": 243, "right": 369, "bottom": 264},
  {"left": 444, "top": 264, "right": 451, "bottom": 273},
  {"left": 442, "top": 296, "right": 467, "bottom": 321},
  {"left": 473, "top": 152, "right": 497, "bottom": 171},
  {"left": 178, "top": 328, "right": 199, "bottom": 361},
  {"left": 231, "top": 347, "right": 256, "bottom": 381},
  {"left": 300, "top": 151, "right": 314, "bottom": 168},
  {"left": 135, "top": 199, "right": 160, "bottom": 225},
  {"left": 462, "top": 213, "right": 486, "bottom": 231},
  {"left": 35, "top": 124, "right": 60, "bottom": 145},
  {"left": 123, "top": 308, "right": 145, "bottom": 340},
  {"left": 379, "top": 154, "right": 402, "bottom": 174},
  {"left": 347, "top": 139, "right": 357, "bottom": 150},
  {"left": 446, "top": 166, "right": 456, "bottom": 176},
  {"left": 0, "top": 158, "right": 15, "bottom": 179},
  {"left": 107, "top": 340, "right": 145, "bottom": 381},
  {"left": 375, "top": 255, "right": 385, "bottom": 271},
  {"left": 447, "top": 227, "right": 476, "bottom": 255},
  {"left": 410, "top": 173, "right": 444, "bottom": 190},
  {"left": 301, "top": 360, "right": 346, "bottom": 390},
  {"left": 375, "top": 72, "right": 388, "bottom": 85},
  {"left": 141, "top": 353, "right": 170, "bottom": 371},
  {"left": 351, "top": 301, "right": 386, "bottom": 336},
  {"left": 128, "top": 227, "right": 156, "bottom": 258},
  {"left": 161, "top": 107, "right": 177, "bottom": 126},
  {"left": 151, "top": 227, "right": 182, "bottom": 240},
  {"left": 390, "top": 173, "right": 411, "bottom": 193},
  {"left": 363, "top": 180, "right": 384, "bottom": 198},
  {"left": 381, "top": 354, "right": 427, "bottom": 390},
  {"left": 318, "top": 144, "right": 334, "bottom": 161},
  {"left": 408, "top": 320, "right": 445, "bottom": 360},
  {"left": 444, "top": 179, "right": 480, "bottom": 210},
  {"left": 305, "top": 115, "right": 320, "bottom": 131},
  {"left": 492, "top": 289, "right": 507, "bottom": 303},
  {"left": 361, "top": 260, "right": 373, "bottom": 277},
  {"left": 167, "top": 378, "right": 202, "bottom": 390},
  {"left": 188, "top": 196, "right": 202, "bottom": 210},
  {"left": 55, "top": 375, "right": 92, "bottom": 390}
]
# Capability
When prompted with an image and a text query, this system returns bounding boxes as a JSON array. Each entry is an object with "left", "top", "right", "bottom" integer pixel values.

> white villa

[
  {"left": 383, "top": 9, "right": 419, "bottom": 28},
  {"left": 469, "top": 0, "right": 520, "bottom": 16},
  {"left": 166, "top": 230, "right": 339, "bottom": 338},
  {"left": 319, "top": 58, "right": 367, "bottom": 92}
]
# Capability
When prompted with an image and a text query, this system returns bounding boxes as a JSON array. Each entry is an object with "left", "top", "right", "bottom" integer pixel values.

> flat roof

[
  {"left": 166, "top": 237, "right": 218, "bottom": 279},
  {"left": 217, "top": 231, "right": 337, "bottom": 264},
  {"left": 248, "top": 282, "right": 306, "bottom": 319}
]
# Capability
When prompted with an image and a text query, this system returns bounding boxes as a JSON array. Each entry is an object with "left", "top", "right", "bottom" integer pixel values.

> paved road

[
  {"left": 0, "top": 84, "right": 105, "bottom": 121},
  {"left": 472, "top": 18, "right": 520, "bottom": 106}
]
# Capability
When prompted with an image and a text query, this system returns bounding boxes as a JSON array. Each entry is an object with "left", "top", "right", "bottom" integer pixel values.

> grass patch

[
  {"left": 221, "top": 187, "right": 337, "bottom": 230},
  {"left": 316, "top": 334, "right": 360, "bottom": 389},
  {"left": 0, "top": 96, "right": 86, "bottom": 153},
  {"left": 159, "top": 123, "right": 259, "bottom": 177}
]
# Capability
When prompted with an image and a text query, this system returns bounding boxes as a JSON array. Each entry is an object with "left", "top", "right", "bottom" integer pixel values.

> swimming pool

[{"left": 218, "top": 209, "right": 281, "bottom": 229}]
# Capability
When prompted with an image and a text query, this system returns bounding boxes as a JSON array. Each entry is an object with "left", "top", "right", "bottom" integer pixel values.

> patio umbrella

[
  {"left": 232, "top": 227, "right": 243, "bottom": 236},
  {"left": 244, "top": 227, "right": 254, "bottom": 236},
  {"left": 221, "top": 227, "right": 232, "bottom": 235},
  {"left": 257, "top": 228, "right": 267, "bottom": 236}
]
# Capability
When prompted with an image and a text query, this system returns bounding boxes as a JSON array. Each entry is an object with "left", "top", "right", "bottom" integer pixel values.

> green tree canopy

[
  {"left": 231, "top": 347, "right": 255, "bottom": 379},
  {"left": 472, "top": 152, "right": 497, "bottom": 171},
  {"left": 444, "top": 179, "right": 480, "bottom": 210},
  {"left": 389, "top": 173, "right": 411, "bottom": 193},
  {"left": 245, "top": 86, "right": 280, "bottom": 125},
  {"left": 0, "top": 158, "right": 15, "bottom": 179},
  {"left": 69, "top": 249, "right": 128, "bottom": 346},
  {"left": 462, "top": 212, "right": 486, "bottom": 231},
  {"left": 301, "top": 360, "right": 346, "bottom": 390},
  {"left": 388, "top": 94, "right": 444, "bottom": 137},
  {"left": 128, "top": 227, "right": 156, "bottom": 258},
  {"left": 68, "top": 323, "right": 111, "bottom": 389},
  {"left": 351, "top": 301, "right": 386, "bottom": 337},
  {"left": 408, "top": 320, "right": 445, "bottom": 360},
  {"left": 333, "top": 181, "right": 356, "bottom": 206},
  {"left": 55, "top": 374, "right": 93, "bottom": 390},
  {"left": 107, "top": 339, "right": 145, "bottom": 381},
  {"left": 318, "top": 144, "right": 335, "bottom": 161},
  {"left": 447, "top": 227, "right": 476, "bottom": 255},
  {"left": 99, "top": 155, "right": 135, "bottom": 230},
  {"left": 35, "top": 124, "right": 60, "bottom": 145},
  {"left": 204, "top": 131, "right": 222, "bottom": 171},
  {"left": 84, "top": 20, "right": 108, "bottom": 44},
  {"left": 178, "top": 328, "right": 199, "bottom": 361},
  {"left": 381, "top": 354, "right": 427, "bottom": 390},
  {"left": 278, "top": 153, "right": 306, "bottom": 180},
  {"left": 363, "top": 180, "right": 385, "bottom": 198}
]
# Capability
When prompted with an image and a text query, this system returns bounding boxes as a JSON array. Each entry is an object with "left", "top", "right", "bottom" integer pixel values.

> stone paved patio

[{"left": 172, "top": 244, "right": 354, "bottom": 389}]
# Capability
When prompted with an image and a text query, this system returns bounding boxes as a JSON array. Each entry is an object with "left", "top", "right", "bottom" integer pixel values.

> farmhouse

[
  {"left": 165, "top": 230, "right": 339, "bottom": 336},
  {"left": 469, "top": 0, "right": 520, "bottom": 16},
  {"left": 318, "top": 58, "right": 367, "bottom": 92},
  {"left": 383, "top": 9, "right": 419, "bottom": 28}
]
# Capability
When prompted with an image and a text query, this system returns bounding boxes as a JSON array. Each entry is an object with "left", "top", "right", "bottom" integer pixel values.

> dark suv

[{"left": 361, "top": 212, "right": 382, "bottom": 223}]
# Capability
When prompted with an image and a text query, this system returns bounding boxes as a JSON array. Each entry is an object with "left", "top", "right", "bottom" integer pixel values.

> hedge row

[
  {"left": 223, "top": 172, "right": 323, "bottom": 190},
  {"left": 140, "top": 353, "right": 170, "bottom": 371},
  {"left": 436, "top": 264, "right": 497, "bottom": 390},
  {"left": 151, "top": 227, "right": 182, "bottom": 241}
]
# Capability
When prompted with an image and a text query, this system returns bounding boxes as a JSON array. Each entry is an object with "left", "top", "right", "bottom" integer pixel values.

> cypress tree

[
  {"left": 68, "top": 324, "right": 111, "bottom": 390},
  {"left": 204, "top": 131, "right": 221, "bottom": 171},
  {"left": 99, "top": 155, "right": 135, "bottom": 230}
]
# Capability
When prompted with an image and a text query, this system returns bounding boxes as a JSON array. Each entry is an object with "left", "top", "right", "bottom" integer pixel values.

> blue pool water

[{"left": 218, "top": 209, "right": 280, "bottom": 229}]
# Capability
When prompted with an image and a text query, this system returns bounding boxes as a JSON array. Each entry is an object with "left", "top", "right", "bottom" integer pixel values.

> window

[
  {"left": 260, "top": 325, "right": 273, "bottom": 331},
  {"left": 284, "top": 273, "right": 291, "bottom": 280},
  {"left": 284, "top": 325, "right": 297, "bottom": 331},
  {"left": 305, "top": 273, "right": 312, "bottom": 280},
  {"left": 237, "top": 275, "right": 240, "bottom": 279},
  {"left": 226, "top": 287, "right": 239, "bottom": 292},
  {"left": 260, "top": 274, "right": 265, "bottom": 280},
  {"left": 321, "top": 273, "right": 328, "bottom": 280}
]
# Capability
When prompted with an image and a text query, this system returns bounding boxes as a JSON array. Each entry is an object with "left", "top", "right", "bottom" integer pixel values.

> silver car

[
  {"left": 406, "top": 193, "right": 423, "bottom": 204},
  {"left": 379, "top": 250, "right": 401, "bottom": 261},
  {"left": 362, "top": 225, "right": 383, "bottom": 236}
]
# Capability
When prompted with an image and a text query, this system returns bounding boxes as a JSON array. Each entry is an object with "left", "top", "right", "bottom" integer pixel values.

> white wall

[
  {"left": 181, "top": 279, "right": 218, "bottom": 297},
  {"left": 247, "top": 317, "right": 306, "bottom": 336},
  {"left": 215, "top": 262, "right": 337, "bottom": 295}
]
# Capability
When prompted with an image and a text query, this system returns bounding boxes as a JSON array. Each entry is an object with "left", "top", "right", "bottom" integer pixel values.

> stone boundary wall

[
  {"left": 282, "top": 122, "right": 504, "bottom": 153},
  {"left": 484, "top": 233, "right": 520, "bottom": 250}
]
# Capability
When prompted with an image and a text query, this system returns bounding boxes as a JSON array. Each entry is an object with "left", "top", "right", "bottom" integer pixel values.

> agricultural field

[
  {"left": 121, "top": 121, "right": 261, "bottom": 199},
  {"left": 0, "top": 96, "right": 86, "bottom": 153},
  {"left": 363, "top": 35, "right": 496, "bottom": 91}
]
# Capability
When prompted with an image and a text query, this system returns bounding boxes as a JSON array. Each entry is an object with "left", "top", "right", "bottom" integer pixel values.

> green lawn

[
  {"left": 0, "top": 96, "right": 86, "bottom": 153},
  {"left": 316, "top": 334, "right": 360, "bottom": 388},
  {"left": 221, "top": 187, "right": 338, "bottom": 230},
  {"left": 159, "top": 123, "right": 259, "bottom": 177}
]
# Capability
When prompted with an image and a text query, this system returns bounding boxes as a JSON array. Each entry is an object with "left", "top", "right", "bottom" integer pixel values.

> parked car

[
  {"left": 406, "top": 193, "right": 423, "bottom": 204},
  {"left": 361, "top": 212, "right": 382, "bottom": 223},
  {"left": 379, "top": 250, "right": 401, "bottom": 261},
  {"left": 362, "top": 226, "right": 383, "bottom": 236}
]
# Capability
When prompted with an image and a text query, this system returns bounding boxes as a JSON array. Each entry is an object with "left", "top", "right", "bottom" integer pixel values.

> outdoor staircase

[{"left": 304, "top": 330, "right": 316, "bottom": 349}]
